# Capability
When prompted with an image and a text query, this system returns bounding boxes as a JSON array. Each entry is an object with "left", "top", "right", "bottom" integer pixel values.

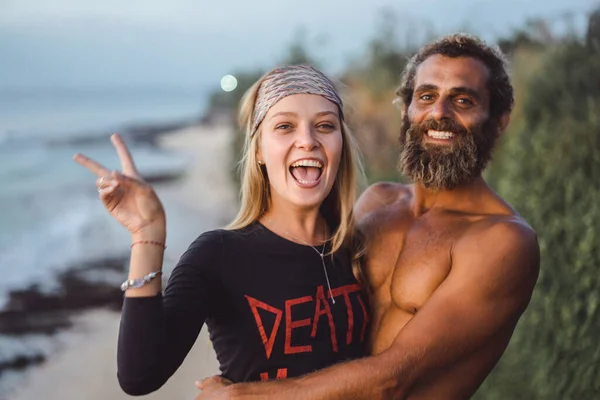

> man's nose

[{"left": 430, "top": 98, "right": 452, "bottom": 121}]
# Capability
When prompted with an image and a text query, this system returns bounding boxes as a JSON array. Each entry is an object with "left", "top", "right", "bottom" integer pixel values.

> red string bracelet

[{"left": 131, "top": 240, "right": 166, "bottom": 249}]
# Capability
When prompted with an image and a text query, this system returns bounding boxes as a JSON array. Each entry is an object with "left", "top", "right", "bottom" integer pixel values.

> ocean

[{"left": 0, "top": 85, "right": 210, "bottom": 395}]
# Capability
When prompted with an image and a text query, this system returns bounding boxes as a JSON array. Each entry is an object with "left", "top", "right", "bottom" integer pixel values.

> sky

[{"left": 0, "top": 0, "right": 597, "bottom": 90}]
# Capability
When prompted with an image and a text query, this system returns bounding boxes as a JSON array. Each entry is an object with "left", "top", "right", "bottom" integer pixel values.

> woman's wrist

[{"left": 131, "top": 221, "right": 167, "bottom": 243}]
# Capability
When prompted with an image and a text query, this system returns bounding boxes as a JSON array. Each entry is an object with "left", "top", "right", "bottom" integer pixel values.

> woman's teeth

[{"left": 290, "top": 159, "right": 323, "bottom": 168}]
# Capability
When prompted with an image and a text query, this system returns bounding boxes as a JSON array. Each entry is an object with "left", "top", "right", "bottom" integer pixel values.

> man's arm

[{"left": 218, "top": 220, "right": 539, "bottom": 400}]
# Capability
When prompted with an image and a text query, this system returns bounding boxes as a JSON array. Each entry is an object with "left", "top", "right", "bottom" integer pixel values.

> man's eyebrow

[
  {"left": 414, "top": 84, "right": 439, "bottom": 93},
  {"left": 414, "top": 84, "right": 482, "bottom": 100}
]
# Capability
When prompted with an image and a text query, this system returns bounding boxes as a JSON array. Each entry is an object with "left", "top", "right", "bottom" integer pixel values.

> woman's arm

[{"left": 117, "top": 231, "right": 224, "bottom": 395}]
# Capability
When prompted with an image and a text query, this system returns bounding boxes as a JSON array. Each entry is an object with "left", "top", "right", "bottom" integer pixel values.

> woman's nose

[{"left": 294, "top": 124, "right": 319, "bottom": 151}]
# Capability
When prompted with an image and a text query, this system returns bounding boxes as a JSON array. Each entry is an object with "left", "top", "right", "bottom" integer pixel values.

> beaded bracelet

[{"left": 131, "top": 240, "right": 166, "bottom": 249}]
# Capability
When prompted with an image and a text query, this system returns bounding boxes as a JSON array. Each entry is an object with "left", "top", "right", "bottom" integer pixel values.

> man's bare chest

[
  {"left": 390, "top": 224, "right": 454, "bottom": 313},
  {"left": 367, "top": 216, "right": 465, "bottom": 313}
]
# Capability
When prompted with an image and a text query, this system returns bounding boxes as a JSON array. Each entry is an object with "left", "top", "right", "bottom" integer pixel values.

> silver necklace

[{"left": 265, "top": 219, "right": 336, "bottom": 304}]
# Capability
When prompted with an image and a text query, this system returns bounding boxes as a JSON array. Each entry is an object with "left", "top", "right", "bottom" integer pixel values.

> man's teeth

[
  {"left": 427, "top": 130, "right": 454, "bottom": 139},
  {"left": 290, "top": 159, "right": 323, "bottom": 168}
]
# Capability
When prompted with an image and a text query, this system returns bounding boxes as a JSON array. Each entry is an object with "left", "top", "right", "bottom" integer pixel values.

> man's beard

[{"left": 399, "top": 115, "right": 497, "bottom": 191}]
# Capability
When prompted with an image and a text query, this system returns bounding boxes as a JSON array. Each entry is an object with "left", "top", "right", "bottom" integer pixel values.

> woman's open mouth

[{"left": 289, "top": 158, "right": 324, "bottom": 188}]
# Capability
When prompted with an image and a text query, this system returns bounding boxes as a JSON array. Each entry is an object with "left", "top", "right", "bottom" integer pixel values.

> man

[{"left": 197, "top": 33, "right": 540, "bottom": 399}]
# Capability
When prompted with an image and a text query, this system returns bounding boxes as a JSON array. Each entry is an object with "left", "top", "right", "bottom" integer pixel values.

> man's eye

[
  {"left": 456, "top": 98, "right": 474, "bottom": 106},
  {"left": 419, "top": 94, "right": 434, "bottom": 101}
]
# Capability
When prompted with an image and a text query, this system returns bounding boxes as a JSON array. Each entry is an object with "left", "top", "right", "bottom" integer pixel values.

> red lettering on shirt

[
  {"left": 246, "top": 283, "right": 369, "bottom": 359},
  {"left": 311, "top": 285, "right": 338, "bottom": 352},
  {"left": 245, "top": 295, "right": 283, "bottom": 359},
  {"left": 284, "top": 296, "right": 313, "bottom": 354},
  {"left": 329, "top": 284, "right": 361, "bottom": 345},
  {"left": 357, "top": 294, "right": 370, "bottom": 342},
  {"left": 260, "top": 368, "right": 288, "bottom": 381}
]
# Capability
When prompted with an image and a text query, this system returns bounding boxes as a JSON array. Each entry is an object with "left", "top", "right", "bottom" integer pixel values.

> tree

[
  {"left": 476, "top": 11, "right": 600, "bottom": 399},
  {"left": 279, "top": 27, "right": 321, "bottom": 67},
  {"left": 339, "top": 8, "right": 416, "bottom": 183}
]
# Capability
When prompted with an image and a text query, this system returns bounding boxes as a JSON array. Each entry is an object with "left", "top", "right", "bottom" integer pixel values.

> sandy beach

[{"left": 8, "top": 123, "right": 237, "bottom": 400}]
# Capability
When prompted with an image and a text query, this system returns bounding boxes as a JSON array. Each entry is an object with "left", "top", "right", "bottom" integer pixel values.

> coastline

[{"left": 4, "top": 122, "right": 236, "bottom": 400}]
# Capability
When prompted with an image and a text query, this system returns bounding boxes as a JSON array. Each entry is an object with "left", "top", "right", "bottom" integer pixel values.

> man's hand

[{"left": 193, "top": 375, "right": 233, "bottom": 400}]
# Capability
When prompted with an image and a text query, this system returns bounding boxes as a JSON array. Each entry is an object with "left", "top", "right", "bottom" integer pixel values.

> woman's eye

[
  {"left": 275, "top": 123, "right": 292, "bottom": 130},
  {"left": 317, "top": 123, "right": 336, "bottom": 131}
]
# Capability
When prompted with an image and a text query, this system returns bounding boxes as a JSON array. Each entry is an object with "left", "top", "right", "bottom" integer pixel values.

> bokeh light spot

[{"left": 220, "top": 75, "right": 238, "bottom": 92}]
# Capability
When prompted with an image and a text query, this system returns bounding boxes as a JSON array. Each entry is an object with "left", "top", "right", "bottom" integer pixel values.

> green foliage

[
  {"left": 345, "top": 8, "right": 412, "bottom": 98},
  {"left": 587, "top": 8, "right": 600, "bottom": 50},
  {"left": 476, "top": 29, "right": 600, "bottom": 400},
  {"left": 279, "top": 27, "right": 322, "bottom": 67},
  {"left": 337, "top": 9, "right": 416, "bottom": 180}
]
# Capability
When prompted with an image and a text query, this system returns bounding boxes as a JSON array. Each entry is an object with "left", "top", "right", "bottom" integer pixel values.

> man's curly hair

[{"left": 397, "top": 33, "right": 514, "bottom": 120}]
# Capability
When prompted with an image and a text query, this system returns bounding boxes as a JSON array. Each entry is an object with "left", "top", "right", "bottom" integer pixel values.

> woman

[{"left": 73, "top": 64, "right": 369, "bottom": 395}]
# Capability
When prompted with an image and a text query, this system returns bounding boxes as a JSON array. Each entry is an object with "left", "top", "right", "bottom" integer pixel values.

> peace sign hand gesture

[{"left": 73, "top": 133, "right": 166, "bottom": 238}]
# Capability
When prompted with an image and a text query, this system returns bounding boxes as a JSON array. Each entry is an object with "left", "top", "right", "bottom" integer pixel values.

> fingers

[
  {"left": 75, "top": 134, "right": 141, "bottom": 180},
  {"left": 98, "top": 185, "right": 119, "bottom": 202},
  {"left": 111, "top": 133, "right": 139, "bottom": 177},
  {"left": 96, "top": 174, "right": 117, "bottom": 191},
  {"left": 195, "top": 377, "right": 210, "bottom": 390},
  {"left": 195, "top": 375, "right": 230, "bottom": 390},
  {"left": 96, "top": 170, "right": 136, "bottom": 190},
  {"left": 73, "top": 153, "right": 111, "bottom": 177},
  {"left": 96, "top": 173, "right": 120, "bottom": 200},
  {"left": 218, "top": 377, "right": 232, "bottom": 385}
]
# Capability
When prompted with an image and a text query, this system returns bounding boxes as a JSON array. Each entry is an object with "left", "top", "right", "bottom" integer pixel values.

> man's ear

[
  {"left": 392, "top": 96, "right": 408, "bottom": 117},
  {"left": 497, "top": 113, "right": 511, "bottom": 136}
]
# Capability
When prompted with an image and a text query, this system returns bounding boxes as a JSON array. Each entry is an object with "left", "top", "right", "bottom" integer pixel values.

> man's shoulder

[
  {"left": 355, "top": 182, "right": 412, "bottom": 220},
  {"left": 458, "top": 215, "right": 540, "bottom": 278},
  {"left": 364, "top": 181, "right": 412, "bottom": 198},
  {"left": 471, "top": 214, "right": 537, "bottom": 246},
  {"left": 450, "top": 215, "right": 541, "bottom": 314}
]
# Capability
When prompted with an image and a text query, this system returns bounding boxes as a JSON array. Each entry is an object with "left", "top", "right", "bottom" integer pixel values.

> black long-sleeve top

[{"left": 117, "top": 222, "right": 369, "bottom": 395}]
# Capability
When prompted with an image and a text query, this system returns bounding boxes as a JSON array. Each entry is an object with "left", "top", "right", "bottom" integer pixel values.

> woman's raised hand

[{"left": 73, "top": 133, "right": 166, "bottom": 238}]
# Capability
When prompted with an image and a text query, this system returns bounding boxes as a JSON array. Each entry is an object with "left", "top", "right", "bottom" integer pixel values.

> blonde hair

[{"left": 226, "top": 68, "right": 367, "bottom": 283}]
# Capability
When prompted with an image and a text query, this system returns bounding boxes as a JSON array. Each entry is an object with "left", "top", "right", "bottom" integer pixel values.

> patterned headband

[{"left": 250, "top": 64, "right": 344, "bottom": 137}]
